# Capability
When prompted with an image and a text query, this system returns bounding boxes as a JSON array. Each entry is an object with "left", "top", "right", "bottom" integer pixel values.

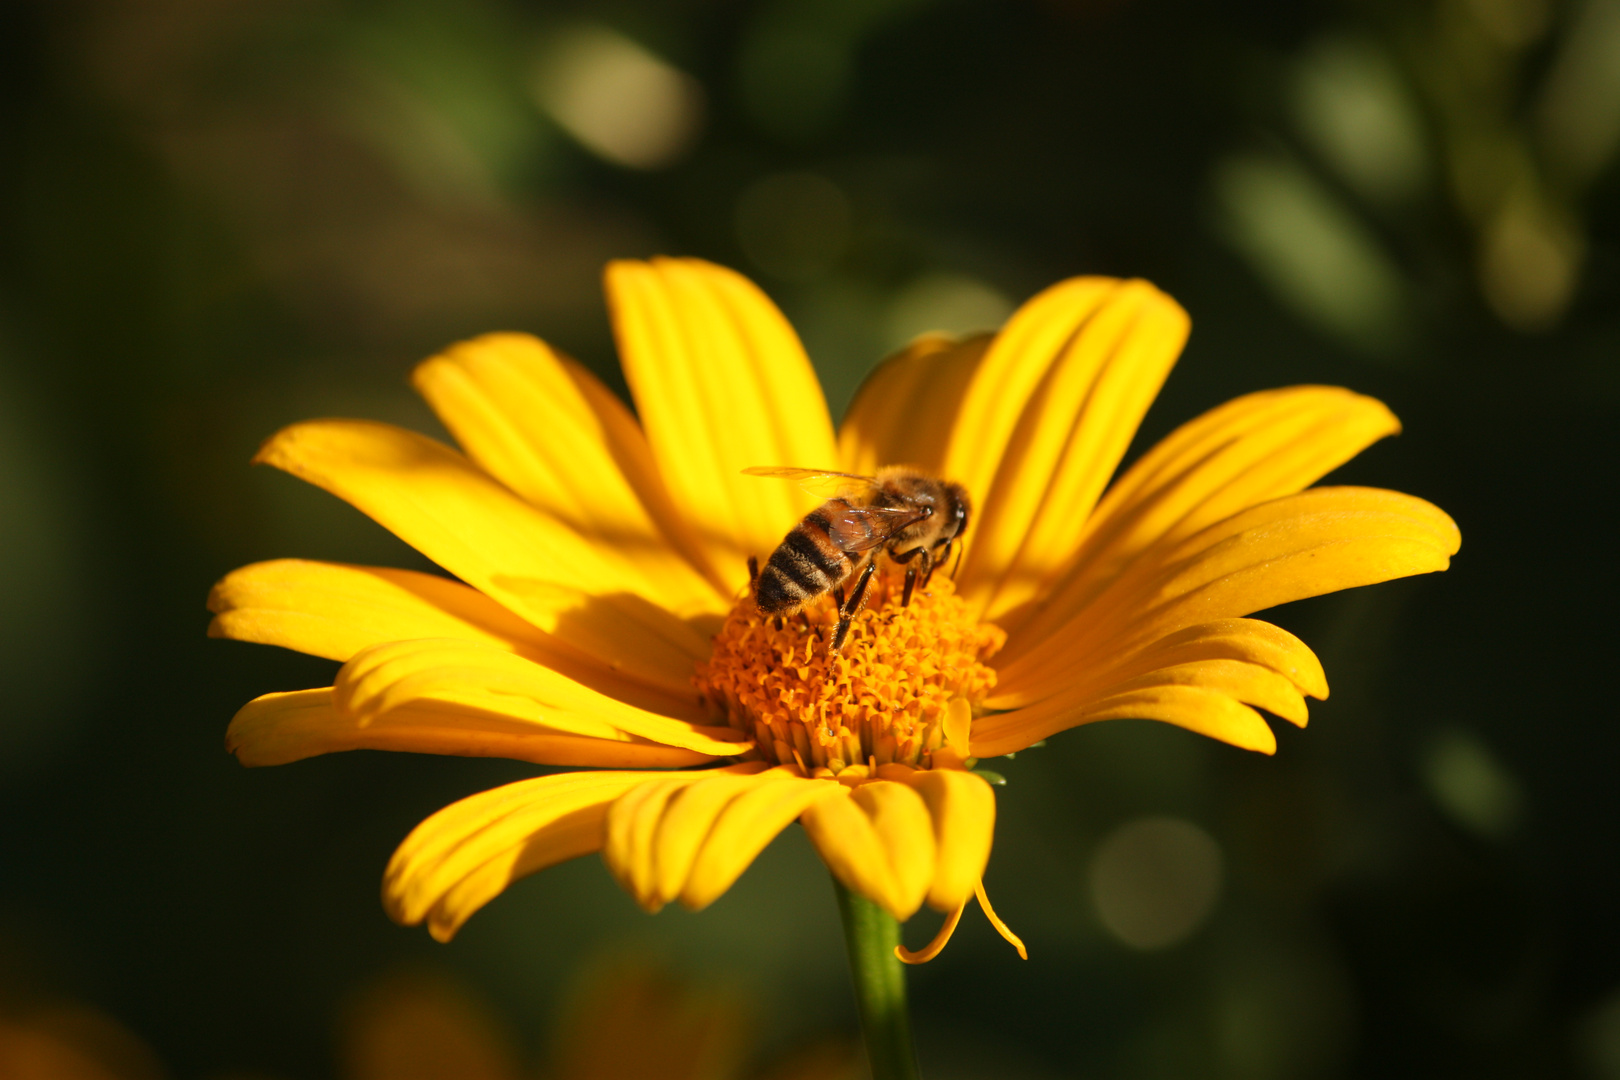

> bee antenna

[{"left": 951, "top": 544, "right": 964, "bottom": 579}]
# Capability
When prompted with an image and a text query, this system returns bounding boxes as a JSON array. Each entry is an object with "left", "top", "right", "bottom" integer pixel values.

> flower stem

[{"left": 831, "top": 876, "right": 921, "bottom": 1080}]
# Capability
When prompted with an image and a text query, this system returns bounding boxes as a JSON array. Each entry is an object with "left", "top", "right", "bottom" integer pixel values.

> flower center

[{"left": 696, "top": 571, "right": 1006, "bottom": 775}]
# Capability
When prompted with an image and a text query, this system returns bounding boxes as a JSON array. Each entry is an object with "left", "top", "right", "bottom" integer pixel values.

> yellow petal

[
  {"left": 957, "top": 282, "right": 1190, "bottom": 620},
  {"left": 227, "top": 688, "right": 715, "bottom": 769},
  {"left": 332, "top": 639, "right": 749, "bottom": 757},
  {"left": 600, "top": 765, "right": 804, "bottom": 911},
  {"left": 602, "top": 772, "right": 715, "bottom": 910},
  {"left": 1000, "top": 386, "right": 1403, "bottom": 653},
  {"left": 973, "top": 680, "right": 1279, "bottom": 758},
  {"left": 798, "top": 788, "right": 900, "bottom": 915},
  {"left": 975, "top": 880, "right": 1028, "bottom": 960},
  {"left": 412, "top": 332, "right": 727, "bottom": 609},
  {"left": 995, "top": 487, "right": 1459, "bottom": 704},
  {"left": 255, "top": 420, "right": 712, "bottom": 690},
  {"left": 207, "top": 559, "right": 700, "bottom": 718},
  {"left": 896, "top": 898, "right": 968, "bottom": 965},
  {"left": 680, "top": 773, "right": 843, "bottom": 909},
  {"left": 905, "top": 768, "right": 995, "bottom": 911},
  {"left": 606, "top": 257, "right": 839, "bottom": 582},
  {"left": 383, "top": 770, "right": 657, "bottom": 940},
  {"left": 800, "top": 780, "right": 936, "bottom": 919},
  {"left": 940, "top": 276, "right": 1124, "bottom": 513},
  {"left": 838, "top": 333, "right": 990, "bottom": 475},
  {"left": 991, "top": 617, "right": 1327, "bottom": 712}
]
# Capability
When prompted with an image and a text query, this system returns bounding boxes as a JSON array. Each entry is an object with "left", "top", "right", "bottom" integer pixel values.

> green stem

[{"left": 831, "top": 876, "right": 921, "bottom": 1080}]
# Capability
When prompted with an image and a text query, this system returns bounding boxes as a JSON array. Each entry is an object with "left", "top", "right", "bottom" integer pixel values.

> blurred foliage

[{"left": 0, "top": 0, "right": 1616, "bottom": 1078}]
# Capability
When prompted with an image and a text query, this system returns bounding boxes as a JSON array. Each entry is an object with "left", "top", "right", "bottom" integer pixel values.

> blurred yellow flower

[{"left": 212, "top": 258, "right": 1458, "bottom": 959}]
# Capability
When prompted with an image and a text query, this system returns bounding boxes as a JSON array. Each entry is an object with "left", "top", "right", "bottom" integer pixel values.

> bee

[{"left": 743, "top": 466, "right": 972, "bottom": 651}]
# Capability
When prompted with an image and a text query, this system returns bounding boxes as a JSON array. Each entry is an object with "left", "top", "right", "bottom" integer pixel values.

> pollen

[{"left": 695, "top": 572, "right": 1006, "bottom": 774}]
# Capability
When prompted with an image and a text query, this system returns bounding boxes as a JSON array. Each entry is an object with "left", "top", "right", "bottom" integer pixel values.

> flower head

[{"left": 212, "top": 258, "right": 1458, "bottom": 956}]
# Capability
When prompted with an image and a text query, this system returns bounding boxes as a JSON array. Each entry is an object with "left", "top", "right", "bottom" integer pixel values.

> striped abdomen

[{"left": 755, "top": 504, "right": 857, "bottom": 614}]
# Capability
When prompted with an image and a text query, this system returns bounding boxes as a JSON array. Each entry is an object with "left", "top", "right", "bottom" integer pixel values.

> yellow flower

[{"left": 211, "top": 258, "right": 1459, "bottom": 960}]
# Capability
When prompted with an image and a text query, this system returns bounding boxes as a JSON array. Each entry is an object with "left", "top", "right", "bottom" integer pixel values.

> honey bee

[{"left": 743, "top": 466, "right": 972, "bottom": 651}]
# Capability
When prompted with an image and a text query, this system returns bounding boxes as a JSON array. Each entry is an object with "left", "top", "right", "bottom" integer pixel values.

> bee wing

[
  {"left": 742, "top": 466, "right": 883, "bottom": 500},
  {"left": 830, "top": 503, "right": 933, "bottom": 554}
]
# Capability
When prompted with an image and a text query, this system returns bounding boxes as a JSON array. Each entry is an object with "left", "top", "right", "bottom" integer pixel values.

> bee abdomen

[{"left": 756, "top": 524, "right": 847, "bottom": 614}]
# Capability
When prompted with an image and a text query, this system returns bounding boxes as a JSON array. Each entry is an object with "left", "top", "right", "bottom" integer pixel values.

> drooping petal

[
  {"left": 412, "top": 332, "right": 727, "bottom": 607},
  {"left": 332, "top": 639, "right": 748, "bottom": 756},
  {"left": 999, "top": 386, "right": 1403, "bottom": 651},
  {"left": 384, "top": 770, "right": 657, "bottom": 942},
  {"left": 956, "top": 281, "right": 1190, "bottom": 620},
  {"left": 227, "top": 688, "right": 714, "bottom": 769},
  {"left": 838, "top": 334, "right": 990, "bottom": 476},
  {"left": 993, "top": 487, "right": 1460, "bottom": 708},
  {"left": 606, "top": 257, "right": 839, "bottom": 583},
  {"left": 599, "top": 765, "right": 827, "bottom": 912},
  {"left": 905, "top": 768, "right": 996, "bottom": 911},
  {"left": 206, "top": 559, "right": 699, "bottom": 717},
  {"left": 800, "top": 780, "right": 937, "bottom": 920},
  {"left": 254, "top": 420, "right": 713, "bottom": 690}
]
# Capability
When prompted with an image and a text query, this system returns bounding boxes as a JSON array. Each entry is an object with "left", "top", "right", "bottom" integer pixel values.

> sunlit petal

[
  {"left": 607, "top": 257, "right": 839, "bottom": 582},
  {"left": 207, "top": 559, "right": 699, "bottom": 716},
  {"left": 1000, "top": 386, "right": 1403, "bottom": 652},
  {"left": 227, "top": 688, "right": 714, "bottom": 769},
  {"left": 958, "top": 281, "right": 1189, "bottom": 620},
  {"left": 838, "top": 333, "right": 990, "bottom": 476},
  {"left": 994, "top": 487, "right": 1459, "bottom": 706},
  {"left": 413, "top": 331, "right": 727, "bottom": 608},
  {"left": 255, "top": 420, "right": 713, "bottom": 690}
]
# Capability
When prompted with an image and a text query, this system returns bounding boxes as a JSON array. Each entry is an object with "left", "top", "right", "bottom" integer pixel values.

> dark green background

[{"left": 1, "top": 0, "right": 1615, "bottom": 1077}]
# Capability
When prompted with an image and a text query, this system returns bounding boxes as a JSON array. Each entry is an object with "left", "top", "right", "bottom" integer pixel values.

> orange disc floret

[{"left": 696, "top": 573, "right": 1005, "bottom": 774}]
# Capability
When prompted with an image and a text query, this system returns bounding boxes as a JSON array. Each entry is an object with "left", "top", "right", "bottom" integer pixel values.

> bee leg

[
  {"left": 832, "top": 557, "right": 877, "bottom": 652},
  {"left": 923, "top": 544, "right": 944, "bottom": 589},
  {"left": 747, "top": 555, "right": 759, "bottom": 593},
  {"left": 892, "top": 545, "right": 926, "bottom": 607},
  {"left": 774, "top": 615, "right": 783, "bottom": 631},
  {"left": 799, "top": 611, "right": 814, "bottom": 633}
]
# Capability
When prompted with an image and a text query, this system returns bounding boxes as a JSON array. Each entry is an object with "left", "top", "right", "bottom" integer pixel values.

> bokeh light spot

[
  {"left": 1089, "top": 816, "right": 1223, "bottom": 950},
  {"left": 531, "top": 25, "right": 704, "bottom": 169},
  {"left": 1421, "top": 727, "right": 1525, "bottom": 839},
  {"left": 1292, "top": 35, "right": 1428, "bottom": 206},
  {"left": 1212, "top": 152, "right": 1407, "bottom": 355}
]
